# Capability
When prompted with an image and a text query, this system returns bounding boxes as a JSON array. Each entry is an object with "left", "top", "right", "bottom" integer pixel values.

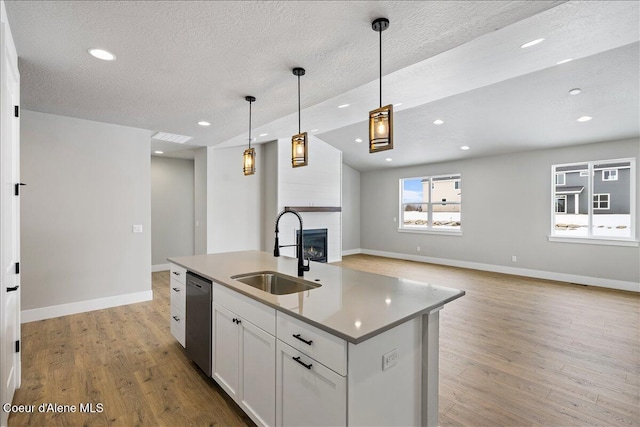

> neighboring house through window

[
  {"left": 400, "top": 174, "right": 461, "bottom": 233},
  {"left": 552, "top": 159, "right": 635, "bottom": 241}
]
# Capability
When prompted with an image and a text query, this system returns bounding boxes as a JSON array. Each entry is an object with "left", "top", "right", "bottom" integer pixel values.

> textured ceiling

[{"left": 5, "top": 1, "right": 639, "bottom": 170}]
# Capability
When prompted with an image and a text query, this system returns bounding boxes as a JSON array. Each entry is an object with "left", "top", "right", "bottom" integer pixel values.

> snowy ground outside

[
  {"left": 554, "top": 214, "right": 632, "bottom": 238},
  {"left": 403, "top": 211, "right": 461, "bottom": 230}
]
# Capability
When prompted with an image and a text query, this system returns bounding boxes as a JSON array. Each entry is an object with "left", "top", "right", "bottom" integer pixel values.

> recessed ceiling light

[
  {"left": 88, "top": 48, "right": 116, "bottom": 61},
  {"left": 337, "top": 104, "right": 350, "bottom": 109},
  {"left": 433, "top": 119, "right": 444, "bottom": 125},
  {"left": 355, "top": 138, "right": 363, "bottom": 143},
  {"left": 577, "top": 116, "right": 592, "bottom": 122},
  {"left": 259, "top": 133, "right": 268, "bottom": 137},
  {"left": 557, "top": 58, "right": 573, "bottom": 65},
  {"left": 385, "top": 158, "right": 392, "bottom": 162},
  {"left": 154, "top": 151, "right": 164, "bottom": 154},
  {"left": 460, "top": 146, "right": 470, "bottom": 150},
  {"left": 569, "top": 88, "right": 582, "bottom": 95},
  {"left": 520, "top": 38, "right": 545, "bottom": 48},
  {"left": 197, "top": 121, "right": 211, "bottom": 127},
  {"left": 310, "top": 129, "right": 319, "bottom": 132},
  {"left": 394, "top": 103, "right": 403, "bottom": 107}
]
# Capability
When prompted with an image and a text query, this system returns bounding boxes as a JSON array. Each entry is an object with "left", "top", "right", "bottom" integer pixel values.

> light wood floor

[{"left": 10, "top": 254, "right": 640, "bottom": 426}]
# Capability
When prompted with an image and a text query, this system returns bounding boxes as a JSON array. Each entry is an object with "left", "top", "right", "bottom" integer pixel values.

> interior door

[{"left": 0, "top": 20, "right": 21, "bottom": 427}]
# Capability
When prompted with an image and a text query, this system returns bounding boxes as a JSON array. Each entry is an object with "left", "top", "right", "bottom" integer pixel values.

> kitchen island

[{"left": 169, "top": 250, "right": 464, "bottom": 427}]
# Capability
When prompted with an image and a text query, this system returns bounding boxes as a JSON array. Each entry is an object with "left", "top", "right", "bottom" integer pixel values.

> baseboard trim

[
  {"left": 342, "top": 248, "right": 362, "bottom": 256},
  {"left": 21, "top": 290, "right": 154, "bottom": 323},
  {"left": 152, "top": 263, "right": 170, "bottom": 272},
  {"left": 361, "top": 249, "right": 639, "bottom": 293}
]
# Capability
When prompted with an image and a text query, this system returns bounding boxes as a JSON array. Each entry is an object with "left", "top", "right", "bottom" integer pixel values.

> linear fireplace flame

[{"left": 296, "top": 228, "right": 328, "bottom": 263}]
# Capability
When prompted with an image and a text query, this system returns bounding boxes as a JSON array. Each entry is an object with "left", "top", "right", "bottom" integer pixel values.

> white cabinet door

[
  {"left": 276, "top": 341, "right": 346, "bottom": 427},
  {"left": 240, "top": 319, "right": 276, "bottom": 427},
  {"left": 212, "top": 303, "right": 239, "bottom": 399}
]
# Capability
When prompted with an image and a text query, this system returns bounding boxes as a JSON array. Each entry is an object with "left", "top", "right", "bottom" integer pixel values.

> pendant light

[
  {"left": 243, "top": 96, "right": 256, "bottom": 176},
  {"left": 291, "top": 67, "right": 308, "bottom": 167},
  {"left": 369, "top": 17, "right": 393, "bottom": 153}
]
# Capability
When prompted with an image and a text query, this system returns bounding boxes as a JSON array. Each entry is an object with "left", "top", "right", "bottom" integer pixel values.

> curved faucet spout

[{"left": 274, "top": 208, "right": 310, "bottom": 277}]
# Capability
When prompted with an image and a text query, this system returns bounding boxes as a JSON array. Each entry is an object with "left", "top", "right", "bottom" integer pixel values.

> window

[
  {"left": 555, "top": 195, "right": 567, "bottom": 213},
  {"left": 552, "top": 159, "right": 634, "bottom": 240},
  {"left": 400, "top": 174, "right": 461, "bottom": 233},
  {"left": 593, "top": 194, "right": 610, "bottom": 210}
]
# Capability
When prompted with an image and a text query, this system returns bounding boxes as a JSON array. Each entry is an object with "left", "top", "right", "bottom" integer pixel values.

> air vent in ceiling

[{"left": 152, "top": 131, "right": 193, "bottom": 144}]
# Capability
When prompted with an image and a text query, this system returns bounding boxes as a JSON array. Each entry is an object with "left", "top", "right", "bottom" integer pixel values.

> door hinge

[
  {"left": 15, "top": 262, "right": 19, "bottom": 274},
  {"left": 15, "top": 340, "right": 20, "bottom": 353},
  {"left": 14, "top": 182, "right": 26, "bottom": 196},
  {"left": 14, "top": 105, "right": 19, "bottom": 118}
]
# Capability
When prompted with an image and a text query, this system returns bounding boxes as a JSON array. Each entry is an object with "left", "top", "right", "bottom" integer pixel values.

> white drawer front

[
  {"left": 214, "top": 283, "right": 276, "bottom": 336},
  {"left": 170, "top": 306, "right": 185, "bottom": 347},
  {"left": 277, "top": 311, "right": 347, "bottom": 376},
  {"left": 170, "top": 279, "right": 186, "bottom": 314},
  {"left": 170, "top": 263, "right": 187, "bottom": 285}
]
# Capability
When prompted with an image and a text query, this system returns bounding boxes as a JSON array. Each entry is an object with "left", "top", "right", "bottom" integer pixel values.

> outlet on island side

[
  {"left": 511, "top": 255, "right": 517, "bottom": 263},
  {"left": 382, "top": 348, "right": 398, "bottom": 371},
  {"left": 417, "top": 246, "right": 421, "bottom": 252}
]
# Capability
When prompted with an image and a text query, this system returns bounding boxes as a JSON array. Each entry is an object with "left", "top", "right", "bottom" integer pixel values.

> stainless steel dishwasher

[{"left": 186, "top": 271, "right": 212, "bottom": 376}]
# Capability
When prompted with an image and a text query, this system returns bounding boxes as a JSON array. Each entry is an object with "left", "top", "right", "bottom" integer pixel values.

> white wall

[
  {"left": 207, "top": 145, "right": 263, "bottom": 253},
  {"left": 277, "top": 136, "right": 342, "bottom": 262},
  {"left": 194, "top": 147, "right": 207, "bottom": 254},
  {"left": 342, "top": 163, "right": 361, "bottom": 253},
  {"left": 151, "top": 156, "right": 194, "bottom": 267},
  {"left": 20, "top": 110, "right": 152, "bottom": 320},
  {"left": 360, "top": 138, "right": 639, "bottom": 291}
]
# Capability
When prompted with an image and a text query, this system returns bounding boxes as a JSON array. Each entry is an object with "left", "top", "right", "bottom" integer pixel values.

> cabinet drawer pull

[
  {"left": 293, "top": 334, "right": 313, "bottom": 345},
  {"left": 172, "top": 271, "right": 180, "bottom": 276},
  {"left": 172, "top": 287, "right": 180, "bottom": 292},
  {"left": 292, "top": 356, "right": 312, "bottom": 370},
  {"left": 172, "top": 316, "right": 180, "bottom": 322},
  {"left": 232, "top": 318, "right": 242, "bottom": 324}
]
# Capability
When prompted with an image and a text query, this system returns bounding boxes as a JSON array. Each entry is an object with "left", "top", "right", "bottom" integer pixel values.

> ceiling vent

[{"left": 152, "top": 131, "right": 193, "bottom": 144}]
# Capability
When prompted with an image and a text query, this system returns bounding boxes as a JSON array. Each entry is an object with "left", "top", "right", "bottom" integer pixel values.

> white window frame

[
  {"left": 579, "top": 170, "right": 589, "bottom": 177},
  {"left": 602, "top": 169, "right": 618, "bottom": 181},
  {"left": 399, "top": 174, "right": 462, "bottom": 235},
  {"left": 549, "top": 158, "right": 637, "bottom": 246},
  {"left": 555, "top": 172, "right": 566, "bottom": 185},
  {"left": 593, "top": 193, "right": 610, "bottom": 210}
]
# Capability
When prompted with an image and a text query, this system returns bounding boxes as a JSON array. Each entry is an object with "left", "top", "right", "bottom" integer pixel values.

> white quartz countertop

[{"left": 169, "top": 251, "right": 465, "bottom": 344}]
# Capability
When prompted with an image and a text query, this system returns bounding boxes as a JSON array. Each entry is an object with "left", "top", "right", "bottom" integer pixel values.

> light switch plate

[
  {"left": 382, "top": 348, "right": 398, "bottom": 370},
  {"left": 133, "top": 225, "right": 143, "bottom": 233}
]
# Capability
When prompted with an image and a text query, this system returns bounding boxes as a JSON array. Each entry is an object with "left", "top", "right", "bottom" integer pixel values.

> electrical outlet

[
  {"left": 133, "top": 225, "right": 143, "bottom": 233},
  {"left": 417, "top": 246, "right": 421, "bottom": 252},
  {"left": 511, "top": 255, "right": 517, "bottom": 263},
  {"left": 382, "top": 348, "right": 398, "bottom": 371}
]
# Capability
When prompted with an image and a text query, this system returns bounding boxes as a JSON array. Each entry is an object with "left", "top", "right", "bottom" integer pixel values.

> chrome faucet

[{"left": 274, "top": 208, "right": 310, "bottom": 277}]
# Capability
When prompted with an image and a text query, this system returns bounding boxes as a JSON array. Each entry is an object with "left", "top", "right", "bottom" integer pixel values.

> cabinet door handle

[
  {"left": 172, "top": 271, "right": 180, "bottom": 276},
  {"left": 6, "top": 286, "right": 19, "bottom": 292},
  {"left": 232, "top": 318, "right": 242, "bottom": 324},
  {"left": 292, "top": 356, "right": 312, "bottom": 370},
  {"left": 172, "top": 287, "right": 180, "bottom": 292},
  {"left": 293, "top": 334, "right": 313, "bottom": 345},
  {"left": 172, "top": 316, "right": 180, "bottom": 322}
]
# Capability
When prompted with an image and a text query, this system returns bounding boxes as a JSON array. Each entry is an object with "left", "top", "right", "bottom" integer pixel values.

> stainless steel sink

[{"left": 231, "top": 271, "right": 321, "bottom": 295}]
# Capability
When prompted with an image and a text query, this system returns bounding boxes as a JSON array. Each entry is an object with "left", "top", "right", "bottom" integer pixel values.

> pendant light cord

[
  {"left": 248, "top": 99, "right": 252, "bottom": 149},
  {"left": 379, "top": 28, "right": 382, "bottom": 109},
  {"left": 297, "top": 75, "right": 301, "bottom": 134}
]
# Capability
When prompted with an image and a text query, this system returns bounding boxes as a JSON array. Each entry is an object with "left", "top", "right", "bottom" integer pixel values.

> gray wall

[
  {"left": 360, "top": 138, "right": 639, "bottom": 284},
  {"left": 151, "top": 156, "right": 194, "bottom": 265},
  {"left": 194, "top": 147, "right": 207, "bottom": 254},
  {"left": 342, "top": 163, "right": 361, "bottom": 251},
  {"left": 21, "top": 110, "right": 152, "bottom": 310}
]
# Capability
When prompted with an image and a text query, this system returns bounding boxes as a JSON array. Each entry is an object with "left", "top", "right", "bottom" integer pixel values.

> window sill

[
  {"left": 548, "top": 236, "right": 639, "bottom": 247},
  {"left": 398, "top": 228, "right": 462, "bottom": 236}
]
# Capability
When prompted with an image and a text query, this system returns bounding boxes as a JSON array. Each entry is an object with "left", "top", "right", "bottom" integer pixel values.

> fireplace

[{"left": 296, "top": 228, "right": 328, "bottom": 263}]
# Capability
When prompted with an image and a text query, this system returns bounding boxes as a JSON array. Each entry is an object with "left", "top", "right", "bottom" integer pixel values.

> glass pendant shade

[
  {"left": 243, "top": 147, "right": 255, "bottom": 176},
  {"left": 369, "top": 104, "right": 393, "bottom": 153},
  {"left": 291, "top": 132, "right": 308, "bottom": 167}
]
